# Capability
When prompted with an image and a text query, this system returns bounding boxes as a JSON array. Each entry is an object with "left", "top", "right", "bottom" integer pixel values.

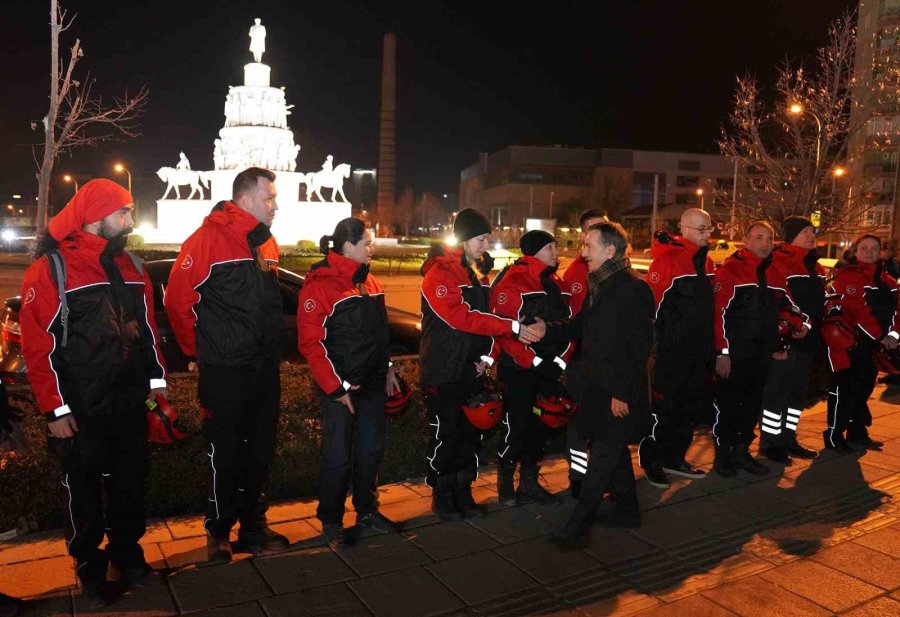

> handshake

[{"left": 518, "top": 317, "right": 546, "bottom": 345}]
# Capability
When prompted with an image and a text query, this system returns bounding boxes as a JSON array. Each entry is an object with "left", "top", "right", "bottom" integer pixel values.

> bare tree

[
  {"left": 32, "top": 0, "right": 149, "bottom": 231},
  {"left": 589, "top": 169, "right": 632, "bottom": 222},
  {"left": 718, "top": 9, "right": 878, "bottom": 232},
  {"left": 393, "top": 187, "right": 414, "bottom": 236}
]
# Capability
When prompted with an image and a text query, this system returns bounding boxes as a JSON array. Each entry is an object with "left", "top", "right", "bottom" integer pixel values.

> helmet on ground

[
  {"left": 821, "top": 310, "right": 857, "bottom": 352},
  {"left": 385, "top": 374, "right": 412, "bottom": 415},
  {"left": 147, "top": 395, "right": 187, "bottom": 444},
  {"left": 533, "top": 387, "right": 578, "bottom": 428},
  {"left": 874, "top": 345, "right": 900, "bottom": 375},
  {"left": 462, "top": 391, "right": 503, "bottom": 430}
]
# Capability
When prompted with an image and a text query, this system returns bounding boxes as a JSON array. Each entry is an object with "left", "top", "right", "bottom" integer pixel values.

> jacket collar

[
  {"left": 209, "top": 201, "right": 268, "bottom": 238},
  {"left": 324, "top": 249, "right": 367, "bottom": 282},
  {"left": 61, "top": 229, "right": 110, "bottom": 255},
  {"left": 516, "top": 255, "right": 555, "bottom": 284}
]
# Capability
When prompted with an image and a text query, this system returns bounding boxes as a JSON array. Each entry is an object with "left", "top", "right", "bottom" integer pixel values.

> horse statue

[
  {"left": 157, "top": 167, "right": 207, "bottom": 200},
  {"left": 303, "top": 163, "right": 351, "bottom": 203}
]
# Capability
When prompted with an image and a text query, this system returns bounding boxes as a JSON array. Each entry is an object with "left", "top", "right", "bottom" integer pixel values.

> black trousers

[
  {"left": 316, "top": 390, "right": 386, "bottom": 525},
  {"left": 577, "top": 439, "right": 637, "bottom": 517},
  {"left": 497, "top": 363, "right": 547, "bottom": 466},
  {"left": 200, "top": 363, "right": 281, "bottom": 538},
  {"left": 424, "top": 380, "right": 481, "bottom": 486},
  {"left": 826, "top": 346, "right": 878, "bottom": 447},
  {"left": 639, "top": 352, "right": 709, "bottom": 468},
  {"left": 713, "top": 353, "right": 769, "bottom": 448},
  {"left": 760, "top": 349, "right": 814, "bottom": 448},
  {"left": 48, "top": 408, "right": 147, "bottom": 579}
]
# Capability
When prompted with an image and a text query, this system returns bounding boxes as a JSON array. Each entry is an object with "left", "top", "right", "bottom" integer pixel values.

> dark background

[{"left": 0, "top": 0, "right": 857, "bottom": 211}]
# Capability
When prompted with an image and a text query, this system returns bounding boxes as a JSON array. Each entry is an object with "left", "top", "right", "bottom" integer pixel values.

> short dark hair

[
  {"left": 579, "top": 208, "right": 608, "bottom": 228},
  {"left": 745, "top": 220, "right": 774, "bottom": 237},
  {"left": 587, "top": 221, "right": 628, "bottom": 258},
  {"left": 320, "top": 217, "right": 367, "bottom": 255},
  {"left": 233, "top": 167, "right": 276, "bottom": 199},
  {"left": 851, "top": 233, "right": 881, "bottom": 257}
]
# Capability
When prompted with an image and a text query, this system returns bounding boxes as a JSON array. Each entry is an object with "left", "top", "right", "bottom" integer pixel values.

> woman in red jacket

[
  {"left": 825, "top": 234, "right": 899, "bottom": 451},
  {"left": 298, "top": 217, "right": 400, "bottom": 548}
]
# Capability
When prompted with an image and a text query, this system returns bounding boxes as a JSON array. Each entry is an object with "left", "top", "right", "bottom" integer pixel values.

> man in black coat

[{"left": 548, "top": 222, "right": 655, "bottom": 546}]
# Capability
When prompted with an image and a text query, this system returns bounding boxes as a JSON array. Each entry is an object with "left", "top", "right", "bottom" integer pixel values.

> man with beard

[
  {"left": 166, "top": 167, "right": 288, "bottom": 563},
  {"left": 491, "top": 230, "right": 574, "bottom": 506},
  {"left": 419, "top": 208, "right": 543, "bottom": 521},
  {"left": 638, "top": 208, "right": 715, "bottom": 487},
  {"left": 758, "top": 217, "right": 822, "bottom": 464},
  {"left": 21, "top": 179, "right": 168, "bottom": 602}
]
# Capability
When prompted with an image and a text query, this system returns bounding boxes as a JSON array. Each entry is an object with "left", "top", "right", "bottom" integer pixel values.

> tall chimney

[{"left": 377, "top": 33, "right": 396, "bottom": 234}]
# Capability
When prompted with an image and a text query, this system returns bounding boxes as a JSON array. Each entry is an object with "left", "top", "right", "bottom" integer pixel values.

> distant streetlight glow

[
  {"left": 833, "top": 166, "right": 846, "bottom": 177},
  {"left": 63, "top": 174, "right": 79, "bottom": 194},
  {"left": 696, "top": 188, "right": 705, "bottom": 211},
  {"left": 1, "top": 230, "right": 15, "bottom": 242},
  {"left": 789, "top": 103, "right": 803, "bottom": 115},
  {"left": 445, "top": 235, "right": 457, "bottom": 246},
  {"left": 114, "top": 163, "right": 132, "bottom": 194}
]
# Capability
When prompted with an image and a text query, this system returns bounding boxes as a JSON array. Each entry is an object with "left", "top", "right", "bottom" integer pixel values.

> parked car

[
  {"left": 0, "top": 259, "right": 422, "bottom": 381},
  {"left": 707, "top": 240, "right": 745, "bottom": 266}
]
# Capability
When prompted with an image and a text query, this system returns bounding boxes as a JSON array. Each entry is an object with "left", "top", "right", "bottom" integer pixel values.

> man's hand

[
  {"left": 49, "top": 415, "right": 79, "bottom": 439},
  {"left": 881, "top": 335, "right": 899, "bottom": 350},
  {"left": 335, "top": 385, "right": 360, "bottom": 414},
  {"left": 792, "top": 325, "right": 810, "bottom": 339},
  {"left": 386, "top": 367, "right": 400, "bottom": 396},
  {"left": 188, "top": 361, "right": 198, "bottom": 373},
  {"left": 474, "top": 360, "right": 488, "bottom": 377},
  {"left": 519, "top": 317, "right": 546, "bottom": 344},
  {"left": 610, "top": 397, "right": 629, "bottom": 418},
  {"left": 772, "top": 351, "right": 788, "bottom": 361},
  {"left": 148, "top": 387, "right": 169, "bottom": 405},
  {"left": 715, "top": 355, "right": 731, "bottom": 379}
]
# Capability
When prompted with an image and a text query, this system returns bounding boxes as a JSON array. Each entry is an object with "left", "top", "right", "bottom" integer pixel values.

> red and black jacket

[
  {"left": 646, "top": 233, "right": 714, "bottom": 358},
  {"left": 827, "top": 261, "right": 899, "bottom": 366},
  {"left": 562, "top": 254, "right": 590, "bottom": 316},
  {"left": 419, "top": 246, "right": 520, "bottom": 388},
  {"left": 165, "top": 201, "right": 282, "bottom": 367},
  {"left": 298, "top": 251, "right": 389, "bottom": 398},
  {"left": 768, "top": 244, "right": 826, "bottom": 353},
  {"left": 713, "top": 248, "right": 799, "bottom": 359},
  {"left": 20, "top": 231, "right": 167, "bottom": 420},
  {"left": 489, "top": 256, "right": 574, "bottom": 370}
]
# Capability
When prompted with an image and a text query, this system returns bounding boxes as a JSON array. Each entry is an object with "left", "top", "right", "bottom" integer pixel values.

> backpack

[{"left": 45, "top": 249, "right": 145, "bottom": 348}]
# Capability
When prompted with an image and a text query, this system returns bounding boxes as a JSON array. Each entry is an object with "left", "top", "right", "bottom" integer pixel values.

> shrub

[
  {"left": 296, "top": 239, "right": 318, "bottom": 252},
  {"left": 126, "top": 234, "right": 145, "bottom": 249}
]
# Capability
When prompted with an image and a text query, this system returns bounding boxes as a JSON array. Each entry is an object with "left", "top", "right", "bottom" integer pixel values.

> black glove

[{"left": 476, "top": 252, "right": 495, "bottom": 276}]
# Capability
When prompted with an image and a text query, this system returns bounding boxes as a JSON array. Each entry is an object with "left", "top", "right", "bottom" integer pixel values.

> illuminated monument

[{"left": 150, "top": 18, "right": 351, "bottom": 245}]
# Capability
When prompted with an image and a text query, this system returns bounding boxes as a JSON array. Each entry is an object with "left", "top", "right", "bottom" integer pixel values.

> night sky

[{"left": 0, "top": 0, "right": 858, "bottom": 210}]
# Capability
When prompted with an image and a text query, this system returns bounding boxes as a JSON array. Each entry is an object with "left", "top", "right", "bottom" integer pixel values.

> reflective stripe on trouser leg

[
  {"left": 569, "top": 448, "right": 588, "bottom": 476},
  {"left": 760, "top": 409, "right": 782, "bottom": 435},
  {"left": 785, "top": 407, "right": 801, "bottom": 432}
]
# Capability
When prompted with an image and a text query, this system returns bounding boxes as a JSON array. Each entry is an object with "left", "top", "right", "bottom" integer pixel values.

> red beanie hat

[{"left": 48, "top": 179, "right": 133, "bottom": 241}]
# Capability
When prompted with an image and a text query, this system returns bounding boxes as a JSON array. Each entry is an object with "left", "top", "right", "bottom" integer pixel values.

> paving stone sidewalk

[{"left": 2, "top": 386, "right": 899, "bottom": 617}]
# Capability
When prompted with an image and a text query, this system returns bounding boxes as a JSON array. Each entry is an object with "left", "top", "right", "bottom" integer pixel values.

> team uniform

[{"left": 560, "top": 254, "right": 591, "bottom": 493}]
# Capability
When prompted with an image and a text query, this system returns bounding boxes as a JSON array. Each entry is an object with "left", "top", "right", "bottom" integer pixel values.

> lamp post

[
  {"left": 63, "top": 174, "right": 79, "bottom": 194},
  {"left": 789, "top": 103, "right": 823, "bottom": 169},
  {"left": 696, "top": 187, "right": 705, "bottom": 211},
  {"left": 114, "top": 163, "right": 132, "bottom": 194}
]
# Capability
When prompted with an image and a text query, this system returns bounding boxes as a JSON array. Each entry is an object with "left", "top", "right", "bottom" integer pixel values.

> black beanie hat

[
  {"left": 453, "top": 208, "right": 491, "bottom": 242},
  {"left": 782, "top": 216, "right": 814, "bottom": 244},
  {"left": 519, "top": 230, "right": 556, "bottom": 257}
]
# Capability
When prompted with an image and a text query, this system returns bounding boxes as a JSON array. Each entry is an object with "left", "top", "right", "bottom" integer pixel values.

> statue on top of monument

[
  {"left": 249, "top": 18, "right": 266, "bottom": 63},
  {"left": 321, "top": 155, "right": 334, "bottom": 174},
  {"left": 176, "top": 152, "right": 191, "bottom": 171}
]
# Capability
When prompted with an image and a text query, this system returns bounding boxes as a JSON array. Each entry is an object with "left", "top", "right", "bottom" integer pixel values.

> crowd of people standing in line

[{"left": 8, "top": 167, "right": 898, "bottom": 609}]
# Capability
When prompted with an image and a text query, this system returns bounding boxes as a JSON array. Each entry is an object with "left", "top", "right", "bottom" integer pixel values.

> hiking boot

[
  {"left": 111, "top": 561, "right": 156, "bottom": 587},
  {"left": 760, "top": 446, "right": 792, "bottom": 465},
  {"left": 642, "top": 463, "right": 671, "bottom": 489},
  {"left": 713, "top": 444, "right": 737, "bottom": 478},
  {"left": 568, "top": 477, "right": 583, "bottom": 499},
  {"left": 0, "top": 592, "right": 24, "bottom": 617},
  {"left": 356, "top": 511, "right": 400, "bottom": 534},
  {"left": 206, "top": 535, "right": 232, "bottom": 564},
  {"left": 516, "top": 464, "right": 561, "bottom": 506},
  {"left": 823, "top": 429, "right": 850, "bottom": 452},
  {"left": 662, "top": 461, "right": 707, "bottom": 479},
  {"left": 431, "top": 475, "right": 463, "bottom": 522},
  {"left": 786, "top": 441, "right": 818, "bottom": 459},
  {"left": 733, "top": 449, "right": 770, "bottom": 476},
  {"left": 455, "top": 470, "right": 487, "bottom": 518},
  {"left": 237, "top": 525, "right": 289, "bottom": 555},
  {"left": 497, "top": 459, "right": 517, "bottom": 506},
  {"left": 322, "top": 523, "right": 354, "bottom": 549},
  {"left": 847, "top": 429, "right": 884, "bottom": 451}
]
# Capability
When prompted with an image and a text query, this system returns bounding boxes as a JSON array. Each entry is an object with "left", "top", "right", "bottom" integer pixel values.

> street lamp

[
  {"left": 696, "top": 188, "right": 705, "bottom": 211},
  {"left": 114, "top": 163, "right": 132, "bottom": 194},
  {"left": 788, "top": 103, "right": 822, "bottom": 169},
  {"left": 832, "top": 166, "right": 846, "bottom": 209},
  {"left": 63, "top": 174, "right": 79, "bottom": 194}
]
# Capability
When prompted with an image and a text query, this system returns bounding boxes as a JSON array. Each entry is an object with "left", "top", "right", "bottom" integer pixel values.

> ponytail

[{"left": 319, "top": 234, "right": 333, "bottom": 255}]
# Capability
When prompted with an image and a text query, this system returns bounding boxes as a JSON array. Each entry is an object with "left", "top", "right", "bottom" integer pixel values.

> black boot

[
  {"left": 552, "top": 502, "right": 593, "bottom": 550},
  {"left": 759, "top": 445, "right": 792, "bottom": 465},
  {"left": 431, "top": 475, "right": 463, "bottom": 522},
  {"left": 454, "top": 471, "right": 487, "bottom": 518},
  {"left": 713, "top": 444, "right": 736, "bottom": 478},
  {"left": 847, "top": 426, "right": 883, "bottom": 451},
  {"left": 516, "top": 464, "right": 561, "bottom": 506},
  {"left": 732, "top": 446, "right": 770, "bottom": 476},
  {"left": 497, "top": 459, "right": 517, "bottom": 506}
]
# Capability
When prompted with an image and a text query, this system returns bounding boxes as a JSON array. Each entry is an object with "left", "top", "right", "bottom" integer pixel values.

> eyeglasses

[{"left": 682, "top": 226, "right": 713, "bottom": 233}]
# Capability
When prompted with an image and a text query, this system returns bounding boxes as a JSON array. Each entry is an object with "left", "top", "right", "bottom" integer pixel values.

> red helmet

[
  {"left": 533, "top": 389, "right": 578, "bottom": 428},
  {"left": 821, "top": 311, "right": 857, "bottom": 352},
  {"left": 775, "top": 306, "right": 805, "bottom": 352},
  {"left": 147, "top": 395, "right": 187, "bottom": 444},
  {"left": 385, "top": 374, "right": 412, "bottom": 415},
  {"left": 874, "top": 346, "right": 900, "bottom": 375},
  {"left": 462, "top": 392, "right": 503, "bottom": 430}
]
